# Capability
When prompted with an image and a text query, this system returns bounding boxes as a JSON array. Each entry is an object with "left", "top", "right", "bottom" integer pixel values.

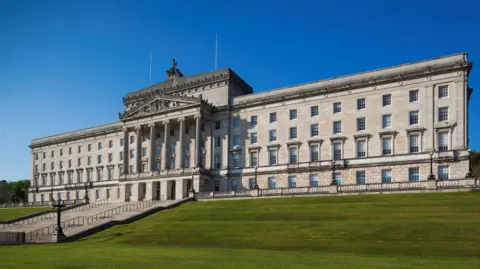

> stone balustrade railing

[{"left": 196, "top": 178, "right": 479, "bottom": 200}]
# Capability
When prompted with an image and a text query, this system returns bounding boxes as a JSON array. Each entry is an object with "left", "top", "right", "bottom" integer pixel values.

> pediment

[{"left": 119, "top": 93, "right": 201, "bottom": 120}]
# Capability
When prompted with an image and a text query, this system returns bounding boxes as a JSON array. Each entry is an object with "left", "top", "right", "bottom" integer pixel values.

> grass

[
  {"left": 1, "top": 192, "right": 480, "bottom": 268},
  {"left": 0, "top": 207, "right": 50, "bottom": 222}
]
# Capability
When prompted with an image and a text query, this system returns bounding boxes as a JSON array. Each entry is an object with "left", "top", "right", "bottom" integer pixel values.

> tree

[
  {"left": 0, "top": 180, "right": 12, "bottom": 203},
  {"left": 9, "top": 180, "right": 30, "bottom": 203}
]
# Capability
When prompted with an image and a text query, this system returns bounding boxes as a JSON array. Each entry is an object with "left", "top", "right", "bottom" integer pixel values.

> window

[
  {"left": 95, "top": 189, "right": 100, "bottom": 199},
  {"left": 409, "top": 90, "right": 419, "bottom": 103},
  {"left": 51, "top": 162, "right": 54, "bottom": 170},
  {"left": 75, "top": 191, "right": 80, "bottom": 200},
  {"left": 88, "top": 144, "right": 92, "bottom": 152},
  {"left": 269, "top": 112, "right": 277, "bottom": 123},
  {"left": 142, "top": 163, "right": 147, "bottom": 172},
  {"left": 250, "top": 152, "right": 258, "bottom": 167},
  {"left": 155, "top": 162, "right": 160, "bottom": 170},
  {"left": 250, "top": 133, "right": 257, "bottom": 144},
  {"left": 231, "top": 179, "right": 240, "bottom": 191},
  {"left": 357, "top": 118, "right": 366, "bottom": 131},
  {"left": 382, "top": 137, "right": 392, "bottom": 155},
  {"left": 42, "top": 163, "right": 46, "bottom": 171},
  {"left": 311, "top": 124, "right": 319, "bottom": 137},
  {"left": 439, "top": 107, "right": 449, "bottom": 122},
  {"left": 43, "top": 152, "right": 46, "bottom": 159},
  {"left": 249, "top": 178, "right": 256, "bottom": 189},
  {"left": 87, "top": 157, "right": 91, "bottom": 165},
  {"left": 77, "top": 158, "right": 81, "bottom": 166},
  {"left": 251, "top": 115, "right": 257, "bottom": 127},
  {"left": 68, "top": 159, "right": 72, "bottom": 168},
  {"left": 170, "top": 129, "right": 174, "bottom": 136},
  {"left": 106, "top": 189, "right": 111, "bottom": 199},
  {"left": 214, "top": 137, "right": 221, "bottom": 147},
  {"left": 232, "top": 153, "right": 240, "bottom": 168},
  {"left": 59, "top": 173, "right": 64, "bottom": 185},
  {"left": 59, "top": 150, "right": 63, "bottom": 157},
  {"left": 382, "top": 169, "right": 392, "bottom": 183},
  {"left": 129, "top": 165, "right": 134, "bottom": 174},
  {"left": 57, "top": 192, "right": 61, "bottom": 200},
  {"left": 35, "top": 153, "right": 39, "bottom": 160},
  {"left": 169, "top": 159, "right": 175, "bottom": 169},
  {"left": 289, "top": 109, "right": 297, "bottom": 120},
  {"left": 108, "top": 168, "right": 113, "bottom": 180},
  {"left": 215, "top": 121, "right": 221, "bottom": 130},
  {"left": 108, "top": 153, "right": 113, "bottom": 163},
  {"left": 333, "top": 142, "right": 342, "bottom": 160},
  {"left": 438, "top": 132, "right": 448, "bottom": 152},
  {"left": 130, "top": 136, "right": 134, "bottom": 144},
  {"left": 334, "top": 172, "right": 342, "bottom": 185},
  {"left": 51, "top": 150, "right": 54, "bottom": 158},
  {"left": 438, "top": 85, "right": 448, "bottom": 98},
  {"left": 289, "top": 147, "right": 298, "bottom": 164},
  {"left": 68, "top": 147, "right": 72, "bottom": 155},
  {"left": 357, "top": 98, "right": 366, "bottom": 110},
  {"left": 130, "top": 149, "right": 134, "bottom": 159},
  {"left": 78, "top": 146, "right": 82, "bottom": 153},
  {"left": 409, "top": 134, "right": 419, "bottom": 153},
  {"left": 214, "top": 155, "right": 220, "bottom": 169},
  {"left": 233, "top": 118, "right": 240, "bottom": 128},
  {"left": 288, "top": 176, "right": 296, "bottom": 188},
  {"left": 269, "top": 130, "right": 277, "bottom": 142},
  {"left": 310, "top": 145, "right": 319, "bottom": 162},
  {"left": 185, "top": 142, "right": 190, "bottom": 153},
  {"left": 356, "top": 171, "right": 366, "bottom": 185},
  {"left": 268, "top": 177, "right": 276, "bottom": 189},
  {"left": 142, "top": 147, "right": 147, "bottom": 157},
  {"left": 77, "top": 171, "right": 82, "bottom": 183},
  {"left": 438, "top": 166, "right": 449, "bottom": 180},
  {"left": 311, "top": 106, "right": 319, "bottom": 117},
  {"left": 382, "top": 114, "right": 392, "bottom": 129},
  {"left": 409, "top": 111, "right": 419, "bottom": 125},
  {"left": 382, "top": 94, "right": 391, "bottom": 106},
  {"left": 97, "top": 155, "right": 102, "bottom": 164},
  {"left": 170, "top": 143, "right": 175, "bottom": 153},
  {"left": 156, "top": 146, "right": 161, "bottom": 156},
  {"left": 289, "top": 127, "right": 297, "bottom": 140},
  {"left": 120, "top": 138, "right": 124, "bottom": 146},
  {"left": 119, "top": 151, "right": 124, "bottom": 161},
  {"left": 309, "top": 174, "right": 319, "bottom": 187},
  {"left": 119, "top": 165, "right": 124, "bottom": 176},
  {"left": 108, "top": 140, "right": 113, "bottom": 148},
  {"left": 408, "top": 167, "right": 420, "bottom": 182},
  {"left": 68, "top": 172, "right": 73, "bottom": 184},
  {"left": 333, "top": 102, "right": 341, "bottom": 113},
  {"left": 269, "top": 149, "right": 277, "bottom": 166},
  {"left": 97, "top": 169, "right": 102, "bottom": 181},
  {"left": 98, "top": 142, "right": 102, "bottom": 150},
  {"left": 357, "top": 140, "right": 366, "bottom": 158},
  {"left": 333, "top": 121, "right": 341, "bottom": 134},
  {"left": 233, "top": 135, "right": 240, "bottom": 147}
]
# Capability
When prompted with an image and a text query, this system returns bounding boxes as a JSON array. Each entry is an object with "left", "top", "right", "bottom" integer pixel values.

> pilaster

[
  {"left": 160, "top": 181, "right": 168, "bottom": 200},
  {"left": 149, "top": 123, "right": 156, "bottom": 171},
  {"left": 145, "top": 182, "right": 153, "bottom": 200},
  {"left": 135, "top": 126, "right": 142, "bottom": 173},
  {"left": 178, "top": 117, "right": 185, "bottom": 169},
  {"left": 130, "top": 183, "right": 139, "bottom": 202},
  {"left": 175, "top": 179, "right": 184, "bottom": 200},
  {"left": 163, "top": 120, "right": 170, "bottom": 169}
]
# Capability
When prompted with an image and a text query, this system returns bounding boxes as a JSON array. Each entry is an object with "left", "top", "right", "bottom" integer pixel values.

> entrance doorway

[
  {"left": 167, "top": 180, "right": 176, "bottom": 200},
  {"left": 155, "top": 182, "right": 160, "bottom": 200},
  {"left": 186, "top": 179, "right": 192, "bottom": 194}
]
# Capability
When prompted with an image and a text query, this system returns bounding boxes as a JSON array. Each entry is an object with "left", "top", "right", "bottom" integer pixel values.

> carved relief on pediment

[{"left": 120, "top": 94, "right": 201, "bottom": 120}]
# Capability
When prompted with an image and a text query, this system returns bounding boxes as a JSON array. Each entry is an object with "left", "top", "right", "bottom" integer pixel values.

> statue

[{"left": 166, "top": 58, "right": 184, "bottom": 79}]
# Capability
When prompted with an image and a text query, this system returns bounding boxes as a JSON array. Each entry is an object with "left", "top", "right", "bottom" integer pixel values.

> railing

[
  {"left": 196, "top": 178, "right": 478, "bottom": 200},
  {"left": 1, "top": 199, "right": 109, "bottom": 229},
  {"left": 25, "top": 199, "right": 159, "bottom": 242}
]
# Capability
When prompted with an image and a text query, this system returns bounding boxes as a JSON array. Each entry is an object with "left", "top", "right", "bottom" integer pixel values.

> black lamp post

[
  {"left": 84, "top": 182, "right": 93, "bottom": 203},
  {"left": 427, "top": 152, "right": 436, "bottom": 180},
  {"left": 51, "top": 197, "right": 66, "bottom": 240},
  {"left": 330, "top": 160, "right": 337, "bottom": 185},
  {"left": 466, "top": 149, "right": 475, "bottom": 178}
]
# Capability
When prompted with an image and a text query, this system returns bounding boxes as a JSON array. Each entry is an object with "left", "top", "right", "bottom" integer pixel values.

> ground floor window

[
  {"left": 356, "top": 171, "right": 366, "bottom": 185},
  {"left": 66, "top": 192, "right": 70, "bottom": 200},
  {"left": 95, "top": 189, "right": 100, "bottom": 199},
  {"left": 57, "top": 192, "right": 61, "bottom": 200},
  {"left": 288, "top": 176, "right": 296, "bottom": 188},
  {"left": 438, "top": 166, "right": 449, "bottom": 180},
  {"left": 309, "top": 174, "right": 319, "bottom": 187},
  {"left": 334, "top": 172, "right": 342, "bottom": 185},
  {"left": 381, "top": 169, "right": 392, "bottom": 183},
  {"left": 75, "top": 191, "right": 80, "bottom": 200},
  {"left": 231, "top": 179, "right": 240, "bottom": 191},
  {"left": 106, "top": 189, "right": 111, "bottom": 200},
  {"left": 268, "top": 177, "right": 276, "bottom": 189},
  {"left": 408, "top": 167, "right": 420, "bottom": 182},
  {"left": 249, "top": 178, "right": 256, "bottom": 189}
]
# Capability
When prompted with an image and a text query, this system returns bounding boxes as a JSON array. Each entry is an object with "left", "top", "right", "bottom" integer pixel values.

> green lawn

[
  {"left": 1, "top": 192, "right": 480, "bottom": 268},
  {"left": 0, "top": 207, "right": 50, "bottom": 221}
]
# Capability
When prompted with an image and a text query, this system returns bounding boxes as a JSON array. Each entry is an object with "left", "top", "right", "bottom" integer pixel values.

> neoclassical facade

[{"left": 28, "top": 54, "right": 473, "bottom": 202}]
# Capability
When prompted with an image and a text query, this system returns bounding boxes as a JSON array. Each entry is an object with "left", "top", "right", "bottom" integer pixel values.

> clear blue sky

[{"left": 0, "top": 0, "right": 479, "bottom": 181}]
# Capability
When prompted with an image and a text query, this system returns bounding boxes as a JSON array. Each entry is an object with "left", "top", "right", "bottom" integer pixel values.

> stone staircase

[{"left": 22, "top": 199, "right": 189, "bottom": 243}]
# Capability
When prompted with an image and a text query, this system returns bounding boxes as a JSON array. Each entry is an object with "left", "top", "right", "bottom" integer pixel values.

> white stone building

[{"left": 28, "top": 54, "right": 474, "bottom": 202}]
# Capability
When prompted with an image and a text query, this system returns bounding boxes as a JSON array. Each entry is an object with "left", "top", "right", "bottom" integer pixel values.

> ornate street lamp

[
  {"left": 330, "top": 160, "right": 337, "bottom": 185},
  {"left": 51, "top": 196, "right": 66, "bottom": 241},
  {"left": 253, "top": 165, "right": 259, "bottom": 189},
  {"left": 84, "top": 181, "right": 93, "bottom": 203},
  {"left": 427, "top": 151, "right": 436, "bottom": 180},
  {"left": 466, "top": 149, "right": 475, "bottom": 178}
]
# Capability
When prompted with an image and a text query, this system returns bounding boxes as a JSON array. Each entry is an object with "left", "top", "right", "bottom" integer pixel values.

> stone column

[
  {"left": 163, "top": 120, "right": 170, "bottom": 169},
  {"left": 195, "top": 114, "right": 202, "bottom": 167},
  {"left": 145, "top": 182, "right": 153, "bottom": 200},
  {"left": 135, "top": 126, "right": 142, "bottom": 173},
  {"left": 160, "top": 181, "right": 168, "bottom": 200},
  {"left": 175, "top": 179, "right": 184, "bottom": 200},
  {"left": 149, "top": 123, "right": 156, "bottom": 172},
  {"left": 122, "top": 127, "right": 129, "bottom": 175},
  {"left": 178, "top": 117, "right": 185, "bottom": 169},
  {"left": 118, "top": 184, "right": 126, "bottom": 202},
  {"left": 131, "top": 183, "right": 139, "bottom": 202}
]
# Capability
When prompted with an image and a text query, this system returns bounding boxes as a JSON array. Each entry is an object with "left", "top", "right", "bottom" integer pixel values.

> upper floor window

[
  {"left": 130, "top": 149, "right": 134, "bottom": 159},
  {"left": 310, "top": 124, "right": 319, "bottom": 137},
  {"left": 108, "top": 140, "right": 113, "bottom": 148},
  {"left": 289, "top": 147, "right": 298, "bottom": 164},
  {"left": 156, "top": 146, "right": 161, "bottom": 156},
  {"left": 438, "top": 85, "right": 449, "bottom": 98},
  {"left": 357, "top": 140, "right": 366, "bottom": 158},
  {"left": 130, "top": 136, "right": 134, "bottom": 144},
  {"left": 108, "top": 153, "right": 113, "bottom": 163},
  {"left": 382, "top": 94, "right": 391, "bottom": 106},
  {"left": 232, "top": 153, "right": 240, "bottom": 168},
  {"left": 35, "top": 153, "right": 39, "bottom": 160},
  {"left": 78, "top": 146, "right": 82, "bottom": 153},
  {"left": 269, "top": 112, "right": 277, "bottom": 123},
  {"left": 311, "top": 106, "right": 319, "bottom": 117},
  {"left": 251, "top": 115, "right": 257, "bottom": 127},
  {"left": 215, "top": 121, "right": 221, "bottom": 130},
  {"left": 310, "top": 145, "right": 319, "bottom": 162},
  {"left": 250, "top": 152, "right": 258, "bottom": 167},
  {"left": 120, "top": 138, "right": 124, "bottom": 147},
  {"left": 289, "top": 109, "right": 297, "bottom": 120},
  {"left": 170, "top": 129, "right": 174, "bottom": 137},
  {"left": 382, "top": 114, "right": 392, "bottom": 129},
  {"left": 142, "top": 147, "right": 147, "bottom": 157},
  {"left": 382, "top": 137, "right": 392, "bottom": 155},
  {"left": 233, "top": 118, "right": 240, "bottom": 129},
  {"left": 250, "top": 133, "right": 258, "bottom": 144},
  {"left": 268, "top": 149, "right": 277, "bottom": 166},
  {"left": 333, "top": 142, "right": 342, "bottom": 160},
  {"left": 269, "top": 130, "right": 277, "bottom": 142},
  {"left": 68, "top": 159, "right": 72, "bottom": 168},
  {"left": 88, "top": 144, "right": 92, "bottom": 152},
  {"left": 51, "top": 150, "right": 55, "bottom": 158},
  {"left": 43, "top": 152, "right": 46, "bottom": 159},
  {"left": 169, "top": 143, "right": 175, "bottom": 153},
  {"left": 98, "top": 142, "right": 102, "bottom": 150},
  {"left": 357, "top": 98, "right": 366, "bottom": 110},
  {"left": 409, "top": 134, "right": 419, "bottom": 153},
  {"left": 333, "top": 102, "right": 341, "bottom": 113},
  {"left": 409, "top": 90, "right": 419, "bottom": 103},
  {"left": 333, "top": 121, "right": 341, "bottom": 134},
  {"left": 215, "top": 137, "right": 221, "bottom": 147},
  {"left": 438, "top": 107, "right": 449, "bottom": 122},
  {"left": 233, "top": 135, "right": 240, "bottom": 147},
  {"left": 357, "top": 118, "right": 366, "bottom": 132},
  {"left": 409, "top": 111, "right": 419, "bottom": 125},
  {"left": 97, "top": 155, "right": 102, "bottom": 164},
  {"left": 68, "top": 147, "right": 72, "bottom": 155},
  {"left": 438, "top": 132, "right": 448, "bottom": 152},
  {"left": 289, "top": 127, "right": 297, "bottom": 140}
]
